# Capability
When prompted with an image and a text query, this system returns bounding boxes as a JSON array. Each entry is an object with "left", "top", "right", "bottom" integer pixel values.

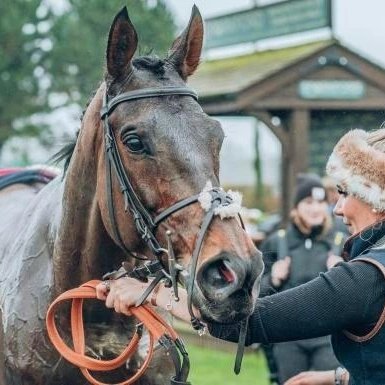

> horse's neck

[{"left": 53, "top": 143, "right": 122, "bottom": 295}]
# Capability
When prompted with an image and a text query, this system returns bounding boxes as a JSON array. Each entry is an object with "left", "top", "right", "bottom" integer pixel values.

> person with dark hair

[
  {"left": 96, "top": 128, "right": 385, "bottom": 385},
  {"left": 259, "top": 173, "right": 343, "bottom": 383}
]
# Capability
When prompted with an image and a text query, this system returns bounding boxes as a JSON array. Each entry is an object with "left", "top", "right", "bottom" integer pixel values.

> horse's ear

[
  {"left": 168, "top": 5, "right": 203, "bottom": 80},
  {"left": 106, "top": 7, "right": 138, "bottom": 80}
]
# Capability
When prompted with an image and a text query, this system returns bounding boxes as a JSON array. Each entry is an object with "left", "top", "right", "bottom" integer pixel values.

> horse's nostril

[
  {"left": 219, "top": 260, "right": 235, "bottom": 283},
  {"left": 201, "top": 259, "right": 237, "bottom": 289}
]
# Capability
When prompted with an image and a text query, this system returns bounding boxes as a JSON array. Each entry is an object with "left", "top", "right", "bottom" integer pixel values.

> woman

[
  {"left": 97, "top": 129, "right": 385, "bottom": 385},
  {"left": 260, "top": 173, "right": 342, "bottom": 383}
]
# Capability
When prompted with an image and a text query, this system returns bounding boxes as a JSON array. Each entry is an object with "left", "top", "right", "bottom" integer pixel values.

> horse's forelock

[{"left": 132, "top": 56, "right": 165, "bottom": 77}]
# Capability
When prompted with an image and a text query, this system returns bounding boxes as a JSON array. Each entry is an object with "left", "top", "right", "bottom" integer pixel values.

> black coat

[{"left": 260, "top": 223, "right": 344, "bottom": 296}]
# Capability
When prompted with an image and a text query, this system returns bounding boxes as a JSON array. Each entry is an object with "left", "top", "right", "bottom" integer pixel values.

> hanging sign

[{"left": 205, "top": 0, "right": 332, "bottom": 49}]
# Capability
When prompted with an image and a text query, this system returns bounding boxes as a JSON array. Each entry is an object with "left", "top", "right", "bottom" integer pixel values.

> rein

[{"left": 46, "top": 280, "right": 190, "bottom": 385}]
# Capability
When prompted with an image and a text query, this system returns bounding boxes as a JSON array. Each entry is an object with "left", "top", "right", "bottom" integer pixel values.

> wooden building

[{"left": 190, "top": 40, "right": 385, "bottom": 221}]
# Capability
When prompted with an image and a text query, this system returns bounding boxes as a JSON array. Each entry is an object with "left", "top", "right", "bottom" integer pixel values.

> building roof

[{"left": 189, "top": 40, "right": 333, "bottom": 98}]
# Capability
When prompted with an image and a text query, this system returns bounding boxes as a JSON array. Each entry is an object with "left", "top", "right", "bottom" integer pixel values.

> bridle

[
  {"left": 101, "top": 84, "right": 238, "bottom": 324},
  {"left": 100, "top": 84, "right": 248, "bottom": 373},
  {"left": 101, "top": 86, "right": 201, "bottom": 261}
]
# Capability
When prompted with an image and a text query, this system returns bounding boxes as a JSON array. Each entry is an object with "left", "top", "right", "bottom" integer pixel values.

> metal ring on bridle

[{"left": 102, "top": 280, "right": 111, "bottom": 292}]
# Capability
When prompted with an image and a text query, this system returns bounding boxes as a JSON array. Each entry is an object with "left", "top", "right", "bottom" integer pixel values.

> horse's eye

[{"left": 123, "top": 134, "right": 145, "bottom": 153}]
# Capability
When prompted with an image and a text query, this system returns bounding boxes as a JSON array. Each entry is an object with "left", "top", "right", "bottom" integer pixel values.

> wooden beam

[
  {"left": 289, "top": 109, "right": 310, "bottom": 174},
  {"left": 247, "top": 110, "right": 288, "bottom": 145},
  {"left": 275, "top": 109, "right": 310, "bottom": 225},
  {"left": 247, "top": 110, "right": 292, "bottom": 224}
]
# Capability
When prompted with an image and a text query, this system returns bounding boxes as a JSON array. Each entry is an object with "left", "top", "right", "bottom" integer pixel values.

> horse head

[{"left": 60, "top": 6, "right": 264, "bottom": 326}]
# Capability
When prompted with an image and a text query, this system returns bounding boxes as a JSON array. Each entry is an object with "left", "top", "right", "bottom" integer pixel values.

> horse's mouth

[
  {"left": 194, "top": 288, "right": 256, "bottom": 324},
  {"left": 190, "top": 251, "right": 262, "bottom": 324}
]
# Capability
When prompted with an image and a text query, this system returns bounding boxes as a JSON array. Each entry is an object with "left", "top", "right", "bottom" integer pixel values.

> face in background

[
  {"left": 325, "top": 187, "right": 339, "bottom": 207},
  {"left": 296, "top": 196, "right": 328, "bottom": 228},
  {"left": 333, "top": 186, "right": 382, "bottom": 234}
]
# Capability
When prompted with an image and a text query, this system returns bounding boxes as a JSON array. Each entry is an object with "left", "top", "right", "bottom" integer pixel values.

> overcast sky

[{"left": 165, "top": 0, "right": 385, "bottom": 67}]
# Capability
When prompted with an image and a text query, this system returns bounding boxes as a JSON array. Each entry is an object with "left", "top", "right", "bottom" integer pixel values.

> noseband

[{"left": 100, "top": 85, "right": 243, "bottom": 330}]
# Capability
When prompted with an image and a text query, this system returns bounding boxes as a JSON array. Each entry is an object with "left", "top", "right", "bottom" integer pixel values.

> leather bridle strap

[
  {"left": 234, "top": 318, "right": 249, "bottom": 375},
  {"left": 101, "top": 87, "right": 198, "bottom": 116},
  {"left": 187, "top": 202, "right": 217, "bottom": 330},
  {"left": 183, "top": 188, "right": 241, "bottom": 330},
  {"left": 46, "top": 280, "right": 191, "bottom": 385},
  {"left": 105, "top": 146, "right": 143, "bottom": 259},
  {"left": 153, "top": 195, "right": 200, "bottom": 226}
]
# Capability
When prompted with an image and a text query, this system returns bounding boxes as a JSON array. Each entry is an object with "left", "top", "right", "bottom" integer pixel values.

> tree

[
  {"left": 47, "top": 0, "right": 176, "bottom": 108},
  {"left": 0, "top": 0, "right": 54, "bottom": 151},
  {"left": 0, "top": 0, "right": 176, "bottom": 158}
]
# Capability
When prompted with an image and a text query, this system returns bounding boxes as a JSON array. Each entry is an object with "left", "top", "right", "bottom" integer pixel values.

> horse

[{"left": 0, "top": 6, "right": 263, "bottom": 385}]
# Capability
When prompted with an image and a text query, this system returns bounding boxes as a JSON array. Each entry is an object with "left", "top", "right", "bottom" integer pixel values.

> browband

[{"left": 100, "top": 86, "right": 198, "bottom": 118}]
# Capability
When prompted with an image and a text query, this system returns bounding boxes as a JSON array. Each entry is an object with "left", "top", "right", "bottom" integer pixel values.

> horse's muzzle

[{"left": 195, "top": 251, "right": 264, "bottom": 323}]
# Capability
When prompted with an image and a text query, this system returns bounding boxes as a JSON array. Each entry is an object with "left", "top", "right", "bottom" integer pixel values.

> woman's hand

[
  {"left": 283, "top": 370, "right": 334, "bottom": 385},
  {"left": 271, "top": 256, "right": 291, "bottom": 287},
  {"left": 96, "top": 278, "right": 195, "bottom": 323},
  {"left": 326, "top": 253, "right": 344, "bottom": 269},
  {"left": 96, "top": 278, "right": 149, "bottom": 316}
]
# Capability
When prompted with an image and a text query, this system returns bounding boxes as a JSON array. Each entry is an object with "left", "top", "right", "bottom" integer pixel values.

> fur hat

[
  {"left": 294, "top": 173, "right": 326, "bottom": 207},
  {"left": 326, "top": 129, "right": 385, "bottom": 211}
]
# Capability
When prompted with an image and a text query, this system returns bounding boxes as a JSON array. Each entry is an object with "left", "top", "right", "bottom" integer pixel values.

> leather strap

[
  {"left": 151, "top": 282, "right": 162, "bottom": 306},
  {"left": 343, "top": 257, "right": 385, "bottom": 342},
  {"left": 153, "top": 195, "right": 199, "bottom": 226},
  {"left": 105, "top": 144, "right": 143, "bottom": 259},
  {"left": 100, "top": 87, "right": 198, "bottom": 118},
  {"left": 234, "top": 317, "right": 248, "bottom": 375},
  {"left": 46, "top": 280, "right": 181, "bottom": 385}
]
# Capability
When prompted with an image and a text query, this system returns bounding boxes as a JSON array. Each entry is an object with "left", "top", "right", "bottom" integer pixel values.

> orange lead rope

[{"left": 46, "top": 280, "right": 190, "bottom": 385}]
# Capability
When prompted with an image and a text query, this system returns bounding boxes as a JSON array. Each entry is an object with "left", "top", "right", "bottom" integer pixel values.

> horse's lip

[{"left": 194, "top": 286, "right": 254, "bottom": 323}]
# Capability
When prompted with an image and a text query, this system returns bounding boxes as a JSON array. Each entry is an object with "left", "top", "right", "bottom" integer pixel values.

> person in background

[
  {"left": 259, "top": 173, "right": 343, "bottom": 384},
  {"left": 96, "top": 128, "right": 385, "bottom": 385}
]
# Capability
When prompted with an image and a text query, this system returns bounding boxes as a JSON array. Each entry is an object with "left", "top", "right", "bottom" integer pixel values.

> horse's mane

[
  {"left": 51, "top": 55, "right": 167, "bottom": 173},
  {"left": 49, "top": 133, "right": 78, "bottom": 174}
]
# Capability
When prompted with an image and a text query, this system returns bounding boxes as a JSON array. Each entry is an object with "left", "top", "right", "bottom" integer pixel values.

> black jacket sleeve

[
  {"left": 208, "top": 261, "right": 385, "bottom": 345},
  {"left": 259, "top": 234, "right": 279, "bottom": 296}
]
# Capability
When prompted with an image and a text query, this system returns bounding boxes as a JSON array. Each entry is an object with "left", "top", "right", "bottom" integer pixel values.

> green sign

[
  {"left": 298, "top": 80, "right": 366, "bottom": 100},
  {"left": 205, "top": 0, "right": 331, "bottom": 49}
]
